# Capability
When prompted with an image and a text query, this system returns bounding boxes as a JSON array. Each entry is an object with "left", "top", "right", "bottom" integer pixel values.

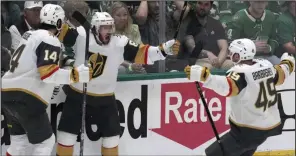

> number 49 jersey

[
  {"left": 221, "top": 59, "right": 294, "bottom": 130},
  {"left": 2, "top": 29, "right": 62, "bottom": 104}
]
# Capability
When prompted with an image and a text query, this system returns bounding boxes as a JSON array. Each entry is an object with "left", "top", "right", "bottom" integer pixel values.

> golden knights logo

[{"left": 88, "top": 52, "right": 107, "bottom": 78}]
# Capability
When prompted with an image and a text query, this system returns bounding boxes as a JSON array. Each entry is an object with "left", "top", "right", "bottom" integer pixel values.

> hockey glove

[
  {"left": 159, "top": 39, "right": 180, "bottom": 56},
  {"left": 60, "top": 47, "right": 75, "bottom": 68},
  {"left": 280, "top": 52, "right": 295, "bottom": 73},
  {"left": 184, "top": 65, "right": 210, "bottom": 82},
  {"left": 70, "top": 64, "right": 93, "bottom": 83}
]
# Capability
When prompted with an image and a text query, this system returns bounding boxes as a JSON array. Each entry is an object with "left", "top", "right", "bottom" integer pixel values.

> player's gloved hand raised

[
  {"left": 160, "top": 39, "right": 180, "bottom": 55},
  {"left": 280, "top": 52, "right": 295, "bottom": 72},
  {"left": 184, "top": 65, "right": 210, "bottom": 82},
  {"left": 70, "top": 64, "right": 93, "bottom": 83}
]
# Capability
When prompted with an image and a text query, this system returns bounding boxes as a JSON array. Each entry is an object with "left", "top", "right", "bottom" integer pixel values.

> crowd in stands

[{"left": 1, "top": 1, "right": 295, "bottom": 75}]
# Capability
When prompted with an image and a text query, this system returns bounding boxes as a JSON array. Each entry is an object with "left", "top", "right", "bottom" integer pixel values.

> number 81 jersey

[
  {"left": 226, "top": 59, "right": 281, "bottom": 130},
  {"left": 2, "top": 30, "right": 62, "bottom": 105}
]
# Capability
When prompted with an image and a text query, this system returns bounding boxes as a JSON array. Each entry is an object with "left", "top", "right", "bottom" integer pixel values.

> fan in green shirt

[
  {"left": 219, "top": 1, "right": 248, "bottom": 29},
  {"left": 226, "top": 1, "right": 280, "bottom": 64},
  {"left": 275, "top": 1, "right": 295, "bottom": 57},
  {"left": 219, "top": 1, "right": 281, "bottom": 28}
]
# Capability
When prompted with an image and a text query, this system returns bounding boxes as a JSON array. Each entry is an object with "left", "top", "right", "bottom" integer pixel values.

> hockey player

[
  {"left": 56, "top": 12, "right": 180, "bottom": 156},
  {"left": 185, "top": 38, "right": 295, "bottom": 156},
  {"left": 1, "top": 4, "right": 92, "bottom": 156},
  {"left": 51, "top": 1, "right": 90, "bottom": 99}
]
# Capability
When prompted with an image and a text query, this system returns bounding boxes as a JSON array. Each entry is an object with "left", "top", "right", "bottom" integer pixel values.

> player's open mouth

[{"left": 106, "top": 35, "right": 110, "bottom": 40}]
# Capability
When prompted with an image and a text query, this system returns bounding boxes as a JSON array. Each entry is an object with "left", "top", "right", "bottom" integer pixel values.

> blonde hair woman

[
  {"left": 109, "top": 2, "right": 146, "bottom": 74},
  {"left": 109, "top": 1, "right": 142, "bottom": 44}
]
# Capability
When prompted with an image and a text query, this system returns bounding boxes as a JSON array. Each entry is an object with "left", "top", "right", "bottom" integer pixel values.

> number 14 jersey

[{"left": 2, "top": 30, "right": 62, "bottom": 104}]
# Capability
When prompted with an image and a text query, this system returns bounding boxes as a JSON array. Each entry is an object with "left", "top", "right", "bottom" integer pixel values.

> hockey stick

[
  {"left": 173, "top": 1, "right": 188, "bottom": 39},
  {"left": 173, "top": 2, "right": 226, "bottom": 155},
  {"left": 175, "top": 4, "right": 224, "bottom": 153},
  {"left": 195, "top": 82, "right": 225, "bottom": 155},
  {"left": 72, "top": 11, "right": 91, "bottom": 156}
]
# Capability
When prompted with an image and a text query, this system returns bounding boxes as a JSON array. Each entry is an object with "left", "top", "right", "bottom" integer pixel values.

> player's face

[
  {"left": 24, "top": 7, "right": 42, "bottom": 29},
  {"left": 196, "top": 1, "right": 212, "bottom": 18},
  {"left": 250, "top": 1, "right": 268, "bottom": 14},
  {"left": 230, "top": 52, "right": 241, "bottom": 64},
  {"left": 98, "top": 25, "right": 113, "bottom": 44},
  {"left": 113, "top": 7, "right": 128, "bottom": 30}
]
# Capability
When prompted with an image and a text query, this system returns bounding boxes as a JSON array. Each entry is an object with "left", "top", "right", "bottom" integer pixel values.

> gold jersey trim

[
  {"left": 69, "top": 85, "right": 114, "bottom": 97},
  {"left": 134, "top": 44, "right": 149, "bottom": 64},
  {"left": 229, "top": 117, "right": 281, "bottom": 130},
  {"left": 2, "top": 88, "right": 48, "bottom": 105}
]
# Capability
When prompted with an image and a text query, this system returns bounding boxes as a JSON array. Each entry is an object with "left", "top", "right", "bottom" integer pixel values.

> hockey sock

[
  {"left": 56, "top": 143, "right": 74, "bottom": 156},
  {"left": 6, "top": 152, "right": 11, "bottom": 156},
  {"left": 101, "top": 146, "right": 118, "bottom": 156},
  {"left": 32, "top": 134, "right": 55, "bottom": 155}
]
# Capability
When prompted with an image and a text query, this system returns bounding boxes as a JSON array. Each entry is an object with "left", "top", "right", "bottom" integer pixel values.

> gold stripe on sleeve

[
  {"left": 134, "top": 44, "right": 149, "bottom": 64},
  {"left": 58, "top": 24, "right": 69, "bottom": 42},
  {"left": 38, "top": 64, "right": 59, "bottom": 80},
  {"left": 226, "top": 78, "right": 240, "bottom": 97},
  {"left": 280, "top": 60, "right": 294, "bottom": 74},
  {"left": 274, "top": 65, "right": 285, "bottom": 86}
]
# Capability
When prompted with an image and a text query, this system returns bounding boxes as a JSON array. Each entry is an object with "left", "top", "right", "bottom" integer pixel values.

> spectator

[
  {"left": 134, "top": 1, "right": 176, "bottom": 73},
  {"left": 218, "top": 2, "right": 233, "bottom": 29},
  {"left": 85, "top": 1, "right": 102, "bottom": 14},
  {"left": 267, "top": 1, "right": 281, "bottom": 16},
  {"left": 1, "top": 2, "right": 22, "bottom": 28},
  {"left": 134, "top": 1, "right": 175, "bottom": 45},
  {"left": 174, "top": 1, "right": 232, "bottom": 70},
  {"left": 1, "top": 15, "right": 12, "bottom": 76},
  {"left": 209, "top": 1, "right": 219, "bottom": 20},
  {"left": 219, "top": 1, "right": 281, "bottom": 28},
  {"left": 110, "top": 2, "right": 142, "bottom": 44},
  {"left": 275, "top": 1, "right": 295, "bottom": 57},
  {"left": 227, "top": 1, "right": 280, "bottom": 65},
  {"left": 122, "top": 1, "right": 141, "bottom": 16},
  {"left": 229, "top": 1, "right": 248, "bottom": 15},
  {"left": 8, "top": 1, "right": 43, "bottom": 52},
  {"left": 134, "top": 1, "right": 159, "bottom": 45},
  {"left": 109, "top": 1, "right": 146, "bottom": 74}
]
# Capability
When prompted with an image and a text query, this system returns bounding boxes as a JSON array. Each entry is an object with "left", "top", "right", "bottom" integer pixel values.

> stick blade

[{"left": 72, "top": 11, "right": 91, "bottom": 29}]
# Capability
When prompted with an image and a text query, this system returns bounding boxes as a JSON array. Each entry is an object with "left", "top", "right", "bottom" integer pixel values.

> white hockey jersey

[
  {"left": 58, "top": 24, "right": 86, "bottom": 66},
  {"left": 2, "top": 30, "right": 75, "bottom": 104},
  {"left": 70, "top": 33, "right": 166, "bottom": 95},
  {"left": 203, "top": 59, "right": 294, "bottom": 130}
]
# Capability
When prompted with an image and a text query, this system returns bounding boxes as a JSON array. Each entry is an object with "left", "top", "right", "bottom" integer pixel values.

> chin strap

[{"left": 91, "top": 26, "right": 104, "bottom": 46}]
